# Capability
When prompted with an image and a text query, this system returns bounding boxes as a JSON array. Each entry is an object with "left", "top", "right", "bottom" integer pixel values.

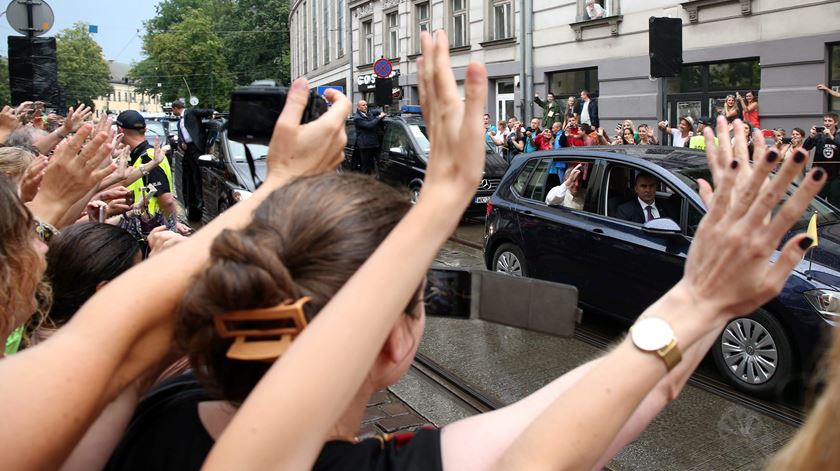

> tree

[
  {"left": 56, "top": 22, "right": 112, "bottom": 109},
  {"left": 0, "top": 57, "right": 11, "bottom": 107}
]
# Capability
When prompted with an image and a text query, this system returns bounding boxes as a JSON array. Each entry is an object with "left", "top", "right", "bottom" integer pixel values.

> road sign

[
  {"left": 189, "top": 96, "right": 199, "bottom": 106},
  {"left": 316, "top": 85, "right": 344, "bottom": 97},
  {"left": 373, "top": 58, "right": 393, "bottom": 79},
  {"left": 6, "top": 0, "right": 54, "bottom": 37}
]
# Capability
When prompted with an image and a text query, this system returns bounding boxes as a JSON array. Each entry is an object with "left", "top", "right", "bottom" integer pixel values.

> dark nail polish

[
  {"left": 794, "top": 150, "right": 807, "bottom": 163},
  {"left": 730, "top": 160, "right": 739, "bottom": 169},
  {"left": 766, "top": 150, "right": 779, "bottom": 163},
  {"left": 813, "top": 167, "right": 825, "bottom": 181},
  {"left": 799, "top": 237, "right": 814, "bottom": 250}
]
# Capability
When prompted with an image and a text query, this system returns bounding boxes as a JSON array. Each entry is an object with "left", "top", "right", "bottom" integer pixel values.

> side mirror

[
  {"left": 389, "top": 146, "right": 407, "bottom": 156},
  {"left": 642, "top": 218, "right": 682, "bottom": 237},
  {"left": 197, "top": 154, "right": 221, "bottom": 167}
]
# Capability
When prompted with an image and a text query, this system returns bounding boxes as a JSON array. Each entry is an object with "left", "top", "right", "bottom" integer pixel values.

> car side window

[
  {"left": 382, "top": 124, "right": 412, "bottom": 157},
  {"left": 686, "top": 203, "right": 703, "bottom": 237},
  {"left": 512, "top": 159, "right": 538, "bottom": 195},
  {"left": 345, "top": 122, "right": 357, "bottom": 147},
  {"left": 605, "top": 165, "right": 683, "bottom": 225},
  {"left": 521, "top": 158, "right": 553, "bottom": 201}
]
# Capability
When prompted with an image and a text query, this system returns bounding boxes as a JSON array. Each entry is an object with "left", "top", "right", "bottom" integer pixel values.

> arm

[
  {"left": 0, "top": 81, "right": 351, "bottom": 471},
  {"left": 545, "top": 182, "right": 568, "bottom": 205},
  {"left": 492, "top": 120, "right": 824, "bottom": 470},
  {"left": 818, "top": 83, "right": 840, "bottom": 98},
  {"left": 534, "top": 96, "right": 546, "bottom": 109},
  {"left": 33, "top": 105, "right": 93, "bottom": 155},
  {"left": 203, "top": 29, "right": 489, "bottom": 471},
  {"left": 353, "top": 115, "right": 381, "bottom": 130}
]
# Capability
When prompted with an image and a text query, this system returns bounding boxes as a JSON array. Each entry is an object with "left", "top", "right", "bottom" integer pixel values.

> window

[
  {"left": 829, "top": 44, "right": 839, "bottom": 113},
  {"left": 362, "top": 19, "right": 374, "bottom": 64},
  {"left": 385, "top": 11, "right": 399, "bottom": 59},
  {"left": 665, "top": 58, "right": 760, "bottom": 125},
  {"left": 604, "top": 165, "right": 682, "bottom": 225},
  {"left": 323, "top": 0, "right": 330, "bottom": 65},
  {"left": 577, "top": 0, "right": 619, "bottom": 21},
  {"left": 547, "top": 68, "right": 599, "bottom": 99},
  {"left": 451, "top": 0, "right": 468, "bottom": 47},
  {"left": 489, "top": 0, "right": 512, "bottom": 41},
  {"left": 517, "top": 158, "right": 593, "bottom": 207},
  {"left": 337, "top": 0, "right": 345, "bottom": 57},
  {"left": 382, "top": 124, "right": 412, "bottom": 158},
  {"left": 415, "top": 2, "right": 430, "bottom": 52}
]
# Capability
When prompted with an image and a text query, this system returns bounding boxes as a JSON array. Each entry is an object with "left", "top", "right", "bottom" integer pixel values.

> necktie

[{"left": 645, "top": 205, "right": 654, "bottom": 222}]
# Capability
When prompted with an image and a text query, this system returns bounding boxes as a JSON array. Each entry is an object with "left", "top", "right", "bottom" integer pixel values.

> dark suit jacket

[
  {"left": 353, "top": 110, "right": 384, "bottom": 149},
  {"left": 180, "top": 108, "right": 215, "bottom": 153},
  {"left": 574, "top": 99, "right": 599, "bottom": 128},
  {"left": 615, "top": 199, "right": 669, "bottom": 224}
]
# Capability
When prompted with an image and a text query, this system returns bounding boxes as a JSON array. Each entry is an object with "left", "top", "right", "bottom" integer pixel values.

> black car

[
  {"left": 485, "top": 146, "right": 840, "bottom": 397},
  {"left": 344, "top": 113, "right": 509, "bottom": 216}
]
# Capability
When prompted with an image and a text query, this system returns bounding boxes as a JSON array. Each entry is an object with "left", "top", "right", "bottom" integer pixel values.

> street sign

[
  {"left": 316, "top": 85, "right": 344, "bottom": 97},
  {"left": 189, "top": 96, "right": 199, "bottom": 106},
  {"left": 373, "top": 58, "right": 393, "bottom": 79},
  {"left": 6, "top": 0, "right": 54, "bottom": 37}
]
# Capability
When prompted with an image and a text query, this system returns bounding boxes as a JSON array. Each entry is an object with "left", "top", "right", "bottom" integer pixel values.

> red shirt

[{"left": 534, "top": 134, "right": 553, "bottom": 151}]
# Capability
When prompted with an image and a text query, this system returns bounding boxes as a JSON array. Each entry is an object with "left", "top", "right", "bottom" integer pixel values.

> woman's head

[
  {"left": 175, "top": 173, "right": 414, "bottom": 404},
  {"left": 0, "top": 147, "right": 35, "bottom": 183},
  {"left": 792, "top": 128, "right": 805, "bottom": 143},
  {"left": 745, "top": 90, "right": 757, "bottom": 102},
  {"left": 44, "top": 223, "right": 141, "bottom": 327},
  {"left": 0, "top": 176, "right": 47, "bottom": 336},
  {"left": 622, "top": 128, "right": 636, "bottom": 144},
  {"left": 726, "top": 95, "right": 735, "bottom": 106}
]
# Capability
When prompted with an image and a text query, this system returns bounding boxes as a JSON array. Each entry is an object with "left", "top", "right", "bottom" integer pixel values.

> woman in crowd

[
  {"left": 721, "top": 94, "right": 740, "bottom": 122},
  {"left": 738, "top": 90, "right": 760, "bottom": 129},
  {"left": 781, "top": 127, "right": 806, "bottom": 162},
  {"left": 563, "top": 96, "right": 577, "bottom": 128},
  {"left": 620, "top": 127, "right": 637, "bottom": 145}
]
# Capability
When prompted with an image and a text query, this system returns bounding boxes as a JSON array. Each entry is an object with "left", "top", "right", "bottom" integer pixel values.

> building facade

[
  {"left": 290, "top": 0, "right": 840, "bottom": 133},
  {"left": 92, "top": 61, "right": 163, "bottom": 117}
]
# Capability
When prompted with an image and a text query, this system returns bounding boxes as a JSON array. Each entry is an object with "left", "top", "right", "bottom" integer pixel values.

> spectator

[
  {"left": 506, "top": 122, "right": 526, "bottom": 161},
  {"left": 620, "top": 127, "right": 637, "bottom": 145},
  {"left": 658, "top": 116, "right": 694, "bottom": 147},
  {"left": 637, "top": 124, "right": 658, "bottom": 145},
  {"left": 546, "top": 164, "right": 585, "bottom": 209},
  {"left": 563, "top": 96, "right": 577, "bottom": 129},
  {"left": 737, "top": 90, "right": 760, "bottom": 129},
  {"left": 575, "top": 90, "right": 599, "bottom": 129},
  {"left": 687, "top": 117, "right": 717, "bottom": 150},
  {"left": 492, "top": 120, "right": 509, "bottom": 156},
  {"left": 781, "top": 127, "right": 806, "bottom": 162},
  {"left": 551, "top": 122, "right": 564, "bottom": 149},
  {"left": 565, "top": 116, "right": 585, "bottom": 147},
  {"left": 720, "top": 95, "right": 740, "bottom": 122},
  {"left": 533, "top": 128, "right": 554, "bottom": 151},
  {"left": 534, "top": 92, "right": 562, "bottom": 129},
  {"left": 804, "top": 113, "right": 840, "bottom": 206},
  {"left": 483, "top": 113, "right": 497, "bottom": 145},
  {"left": 585, "top": 0, "right": 606, "bottom": 19},
  {"left": 524, "top": 118, "right": 541, "bottom": 153},
  {"left": 507, "top": 116, "right": 517, "bottom": 132},
  {"left": 0, "top": 146, "right": 35, "bottom": 184},
  {"left": 352, "top": 100, "right": 385, "bottom": 174},
  {"left": 817, "top": 83, "right": 840, "bottom": 99}
]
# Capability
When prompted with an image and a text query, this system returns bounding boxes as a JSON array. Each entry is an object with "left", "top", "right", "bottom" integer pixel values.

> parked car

[
  {"left": 484, "top": 145, "right": 839, "bottom": 397},
  {"left": 344, "top": 113, "right": 509, "bottom": 216}
]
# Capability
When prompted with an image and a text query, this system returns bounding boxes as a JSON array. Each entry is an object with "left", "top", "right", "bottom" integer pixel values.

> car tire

[
  {"left": 712, "top": 309, "right": 794, "bottom": 399},
  {"left": 492, "top": 243, "right": 528, "bottom": 277}
]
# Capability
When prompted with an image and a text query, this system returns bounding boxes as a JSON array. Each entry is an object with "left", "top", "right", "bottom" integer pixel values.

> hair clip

[{"left": 214, "top": 297, "right": 310, "bottom": 362}]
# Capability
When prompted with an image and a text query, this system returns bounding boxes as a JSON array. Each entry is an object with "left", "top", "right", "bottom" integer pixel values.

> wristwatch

[
  {"left": 34, "top": 218, "right": 60, "bottom": 243},
  {"left": 629, "top": 317, "right": 682, "bottom": 371}
]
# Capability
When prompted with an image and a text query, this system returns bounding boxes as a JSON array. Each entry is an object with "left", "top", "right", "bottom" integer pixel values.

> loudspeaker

[
  {"left": 8, "top": 36, "right": 61, "bottom": 106},
  {"left": 649, "top": 17, "right": 682, "bottom": 78},
  {"left": 374, "top": 77, "right": 393, "bottom": 107}
]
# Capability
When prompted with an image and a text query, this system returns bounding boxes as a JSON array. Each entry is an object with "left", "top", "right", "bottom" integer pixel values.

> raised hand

[
  {"left": 147, "top": 225, "right": 188, "bottom": 257},
  {"left": 60, "top": 104, "right": 94, "bottom": 135},
  {"left": 0, "top": 105, "right": 22, "bottom": 140},
  {"left": 264, "top": 78, "right": 351, "bottom": 183},
  {"left": 19, "top": 155, "right": 49, "bottom": 202},
  {"left": 417, "top": 30, "right": 488, "bottom": 211}
]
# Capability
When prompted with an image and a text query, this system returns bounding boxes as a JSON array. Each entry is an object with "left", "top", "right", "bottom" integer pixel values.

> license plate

[{"left": 474, "top": 196, "right": 490, "bottom": 204}]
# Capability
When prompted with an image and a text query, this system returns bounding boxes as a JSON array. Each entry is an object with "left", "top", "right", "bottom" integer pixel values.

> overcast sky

[{"left": 0, "top": 0, "right": 161, "bottom": 64}]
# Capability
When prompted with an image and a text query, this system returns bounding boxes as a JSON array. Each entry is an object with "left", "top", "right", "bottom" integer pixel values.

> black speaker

[
  {"left": 374, "top": 77, "right": 393, "bottom": 107},
  {"left": 8, "top": 36, "right": 61, "bottom": 106},
  {"left": 649, "top": 17, "right": 682, "bottom": 78}
]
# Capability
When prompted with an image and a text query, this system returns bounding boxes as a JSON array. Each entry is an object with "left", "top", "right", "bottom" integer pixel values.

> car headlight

[
  {"left": 804, "top": 289, "right": 840, "bottom": 322},
  {"left": 232, "top": 189, "right": 253, "bottom": 202}
]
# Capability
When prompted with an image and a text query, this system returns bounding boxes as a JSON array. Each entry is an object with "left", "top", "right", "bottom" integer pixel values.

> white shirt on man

[
  {"left": 669, "top": 128, "right": 692, "bottom": 148},
  {"left": 179, "top": 117, "right": 193, "bottom": 144},
  {"left": 545, "top": 183, "right": 585, "bottom": 210},
  {"left": 636, "top": 197, "right": 661, "bottom": 220},
  {"left": 580, "top": 101, "right": 591, "bottom": 126}
]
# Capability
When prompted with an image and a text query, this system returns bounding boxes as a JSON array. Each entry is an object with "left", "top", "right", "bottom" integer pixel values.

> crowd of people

[{"left": 0, "top": 30, "right": 839, "bottom": 471}]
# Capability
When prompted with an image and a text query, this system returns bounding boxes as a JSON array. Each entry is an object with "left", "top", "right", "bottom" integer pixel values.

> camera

[
  {"left": 815, "top": 126, "right": 826, "bottom": 133},
  {"left": 781, "top": 137, "right": 792, "bottom": 144},
  {"left": 228, "top": 80, "right": 328, "bottom": 145}
]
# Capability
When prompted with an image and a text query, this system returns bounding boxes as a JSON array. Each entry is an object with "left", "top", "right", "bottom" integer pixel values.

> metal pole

[
  {"left": 519, "top": 1, "right": 526, "bottom": 119},
  {"left": 523, "top": 0, "right": 533, "bottom": 121},
  {"left": 346, "top": 0, "right": 354, "bottom": 104},
  {"left": 25, "top": 0, "right": 34, "bottom": 38}
]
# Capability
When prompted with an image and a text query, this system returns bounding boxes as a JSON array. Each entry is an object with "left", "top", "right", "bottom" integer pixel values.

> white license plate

[{"left": 474, "top": 196, "right": 491, "bottom": 204}]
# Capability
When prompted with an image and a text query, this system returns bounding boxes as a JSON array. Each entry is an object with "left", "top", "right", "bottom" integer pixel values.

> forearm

[
  {"left": 34, "top": 128, "right": 68, "bottom": 155},
  {"left": 205, "top": 193, "right": 464, "bottom": 471}
]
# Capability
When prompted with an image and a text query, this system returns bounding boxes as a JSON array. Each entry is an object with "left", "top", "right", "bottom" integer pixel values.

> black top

[
  {"left": 353, "top": 110, "right": 384, "bottom": 149},
  {"left": 105, "top": 372, "right": 443, "bottom": 471},
  {"left": 130, "top": 140, "right": 171, "bottom": 195},
  {"left": 804, "top": 130, "right": 840, "bottom": 179}
]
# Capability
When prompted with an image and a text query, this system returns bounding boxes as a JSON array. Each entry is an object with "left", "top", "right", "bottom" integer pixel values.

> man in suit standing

[
  {"left": 574, "top": 90, "right": 599, "bottom": 130},
  {"left": 616, "top": 172, "right": 670, "bottom": 223},
  {"left": 172, "top": 99, "right": 216, "bottom": 221},
  {"left": 353, "top": 100, "right": 385, "bottom": 174}
]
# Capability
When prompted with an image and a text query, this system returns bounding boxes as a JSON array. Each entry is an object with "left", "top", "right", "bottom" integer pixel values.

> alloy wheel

[
  {"left": 720, "top": 318, "right": 778, "bottom": 385},
  {"left": 495, "top": 251, "right": 523, "bottom": 276}
]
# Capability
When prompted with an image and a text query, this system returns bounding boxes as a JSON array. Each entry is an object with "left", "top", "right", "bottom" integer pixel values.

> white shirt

[
  {"left": 670, "top": 128, "right": 691, "bottom": 148},
  {"left": 586, "top": 3, "right": 606, "bottom": 19},
  {"left": 580, "top": 101, "right": 591, "bottom": 126},
  {"left": 546, "top": 183, "right": 585, "bottom": 210},
  {"left": 179, "top": 117, "right": 193, "bottom": 144},
  {"left": 637, "top": 197, "right": 661, "bottom": 220}
]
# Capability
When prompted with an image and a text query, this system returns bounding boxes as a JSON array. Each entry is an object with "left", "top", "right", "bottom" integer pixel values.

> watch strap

[{"left": 657, "top": 339, "right": 682, "bottom": 371}]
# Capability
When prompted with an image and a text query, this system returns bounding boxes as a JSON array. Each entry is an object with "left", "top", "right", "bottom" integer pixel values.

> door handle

[
  {"left": 523, "top": 210, "right": 533, "bottom": 215},
  {"left": 592, "top": 228, "right": 604, "bottom": 234}
]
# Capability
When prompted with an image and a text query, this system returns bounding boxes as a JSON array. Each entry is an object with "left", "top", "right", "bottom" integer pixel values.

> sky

[{"left": 0, "top": 0, "right": 161, "bottom": 64}]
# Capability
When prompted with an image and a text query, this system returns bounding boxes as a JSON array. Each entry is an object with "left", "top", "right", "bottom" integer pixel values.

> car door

[
  {"left": 582, "top": 162, "right": 691, "bottom": 321},
  {"left": 378, "top": 122, "right": 415, "bottom": 187},
  {"left": 514, "top": 156, "right": 603, "bottom": 301}
]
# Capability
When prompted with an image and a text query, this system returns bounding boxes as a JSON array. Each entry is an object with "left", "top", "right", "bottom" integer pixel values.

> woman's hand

[
  {"left": 684, "top": 117, "right": 824, "bottom": 320},
  {"left": 147, "top": 226, "right": 188, "bottom": 257},
  {"left": 416, "top": 30, "right": 488, "bottom": 209},
  {"left": 19, "top": 155, "right": 49, "bottom": 202},
  {"left": 263, "top": 78, "right": 351, "bottom": 185}
]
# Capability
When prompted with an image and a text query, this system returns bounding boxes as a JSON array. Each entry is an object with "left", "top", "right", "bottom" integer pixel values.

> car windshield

[
  {"left": 144, "top": 121, "right": 166, "bottom": 144},
  {"left": 409, "top": 124, "right": 430, "bottom": 154},
  {"left": 671, "top": 166, "right": 840, "bottom": 231},
  {"left": 228, "top": 139, "right": 269, "bottom": 162}
]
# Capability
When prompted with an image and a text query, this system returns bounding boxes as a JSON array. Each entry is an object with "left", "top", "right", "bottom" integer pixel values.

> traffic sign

[
  {"left": 316, "top": 85, "right": 344, "bottom": 96},
  {"left": 373, "top": 58, "right": 393, "bottom": 79},
  {"left": 6, "top": 0, "right": 54, "bottom": 37}
]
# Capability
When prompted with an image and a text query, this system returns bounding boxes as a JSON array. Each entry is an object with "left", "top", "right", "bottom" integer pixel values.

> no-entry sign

[{"left": 374, "top": 58, "right": 393, "bottom": 79}]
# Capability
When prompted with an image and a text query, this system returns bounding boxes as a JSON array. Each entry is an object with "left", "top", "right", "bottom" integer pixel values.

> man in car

[
  {"left": 353, "top": 100, "right": 386, "bottom": 174},
  {"left": 545, "top": 164, "right": 585, "bottom": 210},
  {"left": 615, "top": 172, "right": 671, "bottom": 223},
  {"left": 172, "top": 99, "right": 216, "bottom": 221}
]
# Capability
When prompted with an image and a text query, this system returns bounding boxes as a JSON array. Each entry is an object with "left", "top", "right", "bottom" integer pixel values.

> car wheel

[
  {"left": 492, "top": 243, "right": 527, "bottom": 277},
  {"left": 409, "top": 186, "right": 421, "bottom": 205},
  {"left": 712, "top": 309, "right": 794, "bottom": 398}
]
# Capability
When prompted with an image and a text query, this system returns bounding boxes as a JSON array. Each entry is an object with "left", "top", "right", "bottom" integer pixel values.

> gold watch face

[{"left": 630, "top": 317, "right": 674, "bottom": 351}]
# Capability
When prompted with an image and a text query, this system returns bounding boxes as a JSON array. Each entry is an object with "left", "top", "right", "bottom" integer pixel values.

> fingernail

[
  {"left": 799, "top": 237, "right": 814, "bottom": 250},
  {"left": 730, "top": 160, "right": 739, "bottom": 169},
  {"left": 812, "top": 167, "right": 825, "bottom": 181},
  {"left": 766, "top": 150, "right": 779, "bottom": 163},
  {"left": 794, "top": 150, "right": 807, "bottom": 163}
]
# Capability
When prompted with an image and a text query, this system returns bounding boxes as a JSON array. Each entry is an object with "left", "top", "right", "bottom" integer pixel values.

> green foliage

[
  {"left": 56, "top": 22, "right": 112, "bottom": 109},
  {"left": 130, "top": 0, "right": 290, "bottom": 111},
  {"left": 0, "top": 57, "right": 11, "bottom": 107}
]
